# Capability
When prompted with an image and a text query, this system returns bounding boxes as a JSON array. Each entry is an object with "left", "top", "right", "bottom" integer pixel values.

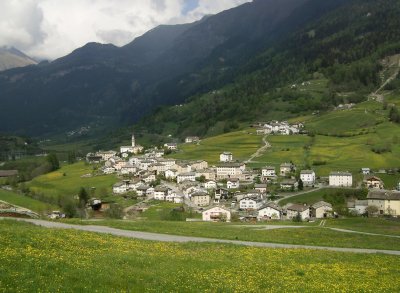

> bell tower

[{"left": 131, "top": 133, "right": 135, "bottom": 147}]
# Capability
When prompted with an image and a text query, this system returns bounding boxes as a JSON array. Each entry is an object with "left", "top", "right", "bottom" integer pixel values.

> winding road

[
  {"left": 6, "top": 218, "right": 400, "bottom": 256},
  {"left": 246, "top": 135, "right": 271, "bottom": 163}
]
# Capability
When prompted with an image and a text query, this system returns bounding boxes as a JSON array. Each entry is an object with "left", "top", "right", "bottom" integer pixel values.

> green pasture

[
  {"left": 28, "top": 162, "right": 118, "bottom": 200},
  {"left": 169, "top": 129, "right": 263, "bottom": 164},
  {"left": 0, "top": 189, "right": 56, "bottom": 213}
]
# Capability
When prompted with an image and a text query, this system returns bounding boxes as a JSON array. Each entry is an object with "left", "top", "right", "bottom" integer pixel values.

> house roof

[
  {"left": 260, "top": 202, "right": 282, "bottom": 212},
  {"left": 280, "top": 163, "right": 293, "bottom": 168},
  {"left": 330, "top": 171, "right": 352, "bottom": 176},
  {"left": 0, "top": 170, "right": 18, "bottom": 177},
  {"left": 287, "top": 204, "right": 309, "bottom": 212},
  {"left": 281, "top": 179, "right": 297, "bottom": 185},
  {"left": 300, "top": 170, "right": 315, "bottom": 175},
  {"left": 263, "top": 166, "right": 275, "bottom": 170},
  {"left": 255, "top": 184, "right": 268, "bottom": 188},
  {"left": 217, "top": 162, "right": 244, "bottom": 168},
  {"left": 365, "top": 176, "right": 382, "bottom": 182},
  {"left": 312, "top": 201, "right": 332, "bottom": 209},
  {"left": 178, "top": 172, "right": 196, "bottom": 176},
  {"left": 191, "top": 191, "right": 209, "bottom": 197},
  {"left": 228, "top": 178, "right": 239, "bottom": 182},
  {"left": 367, "top": 190, "right": 400, "bottom": 200}
]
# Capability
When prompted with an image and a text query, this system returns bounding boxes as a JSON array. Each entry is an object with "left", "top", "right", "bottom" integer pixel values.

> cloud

[{"left": 0, "top": 0, "right": 251, "bottom": 60}]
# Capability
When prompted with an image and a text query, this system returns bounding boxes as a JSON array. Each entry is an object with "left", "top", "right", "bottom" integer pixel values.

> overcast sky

[{"left": 0, "top": 0, "right": 251, "bottom": 60}]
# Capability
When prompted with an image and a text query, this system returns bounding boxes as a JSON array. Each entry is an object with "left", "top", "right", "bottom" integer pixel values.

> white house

[
  {"left": 329, "top": 172, "right": 353, "bottom": 187},
  {"left": 202, "top": 207, "right": 231, "bottom": 222},
  {"left": 280, "top": 163, "right": 294, "bottom": 176},
  {"left": 300, "top": 170, "right": 316, "bottom": 186},
  {"left": 204, "top": 180, "right": 217, "bottom": 190},
  {"left": 177, "top": 172, "right": 196, "bottom": 184},
  {"left": 113, "top": 182, "right": 128, "bottom": 194},
  {"left": 165, "top": 169, "right": 178, "bottom": 180},
  {"left": 97, "top": 150, "right": 117, "bottom": 161},
  {"left": 348, "top": 200, "right": 368, "bottom": 215},
  {"left": 153, "top": 186, "right": 171, "bottom": 201},
  {"left": 216, "top": 162, "right": 246, "bottom": 179},
  {"left": 262, "top": 166, "right": 276, "bottom": 180},
  {"left": 257, "top": 203, "right": 282, "bottom": 220},
  {"left": 227, "top": 178, "right": 240, "bottom": 189},
  {"left": 220, "top": 152, "right": 233, "bottom": 162},
  {"left": 364, "top": 176, "right": 384, "bottom": 189},
  {"left": 239, "top": 197, "right": 263, "bottom": 210},
  {"left": 310, "top": 201, "right": 332, "bottom": 218},
  {"left": 164, "top": 143, "right": 178, "bottom": 150},
  {"left": 361, "top": 168, "right": 371, "bottom": 175},
  {"left": 286, "top": 204, "right": 310, "bottom": 220},
  {"left": 185, "top": 136, "right": 200, "bottom": 143}
]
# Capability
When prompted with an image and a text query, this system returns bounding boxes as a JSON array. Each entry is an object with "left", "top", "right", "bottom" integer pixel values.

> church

[{"left": 120, "top": 134, "right": 144, "bottom": 155}]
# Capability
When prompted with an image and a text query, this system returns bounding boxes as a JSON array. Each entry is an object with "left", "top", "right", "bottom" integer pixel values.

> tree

[
  {"left": 46, "top": 153, "right": 59, "bottom": 171},
  {"left": 78, "top": 187, "right": 89, "bottom": 206},
  {"left": 105, "top": 204, "right": 124, "bottom": 219},
  {"left": 298, "top": 179, "right": 304, "bottom": 191},
  {"left": 366, "top": 205, "right": 379, "bottom": 216},
  {"left": 293, "top": 212, "right": 302, "bottom": 222},
  {"left": 67, "top": 151, "right": 76, "bottom": 164}
]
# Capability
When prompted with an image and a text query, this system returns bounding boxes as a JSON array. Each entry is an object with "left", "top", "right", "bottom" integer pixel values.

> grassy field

[
  {"left": 28, "top": 162, "right": 118, "bottom": 201},
  {"left": 169, "top": 129, "right": 263, "bottom": 164},
  {"left": 1, "top": 220, "right": 399, "bottom": 292},
  {"left": 277, "top": 188, "right": 352, "bottom": 206},
  {"left": 325, "top": 218, "right": 400, "bottom": 236},
  {"left": 62, "top": 218, "right": 400, "bottom": 250},
  {"left": 0, "top": 189, "right": 56, "bottom": 213}
]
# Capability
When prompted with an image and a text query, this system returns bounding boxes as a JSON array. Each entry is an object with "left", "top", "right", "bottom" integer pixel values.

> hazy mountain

[
  {"left": 0, "top": 0, "right": 379, "bottom": 137},
  {"left": 0, "top": 47, "right": 37, "bottom": 72}
]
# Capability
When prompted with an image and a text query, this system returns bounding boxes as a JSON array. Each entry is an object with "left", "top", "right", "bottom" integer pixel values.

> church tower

[{"left": 131, "top": 133, "right": 135, "bottom": 147}]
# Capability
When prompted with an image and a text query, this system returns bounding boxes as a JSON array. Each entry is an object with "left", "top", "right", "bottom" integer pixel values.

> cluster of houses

[
  {"left": 85, "top": 133, "right": 400, "bottom": 222},
  {"left": 254, "top": 121, "right": 304, "bottom": 136}
]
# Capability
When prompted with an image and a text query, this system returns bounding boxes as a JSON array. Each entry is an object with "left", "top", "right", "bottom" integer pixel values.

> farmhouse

[
  {"left": 286, "top": 204, "right": 310, "bottom": 220},
  {"left": 120, "top": 164, "right": 136, "bottom": 175},
  {"left": 202, "top": 207, "right": 231, "bottom": 222},
  {"left": 239, "top": 197, "right": 263, "bottom": 210},
  {"left": 254, "top": 184, "right": 268, "bottom": 194},
  {"left": 280, "top": 179, "right": 298, "bottom": 191},
  {"left": 214, "top": 188, "right": 229, "bottom": 204},
  {"left": 348, "top": 200, "right": 368, "bottom": 215},
  {"left": 300, "top": 170, "right": 316, "bottom": 186},
  {"left": 367, "top": 190, "right": 400, "bottom": 216},
  {"left": 185, "top": 136, "right": 200, "bottom": 143},
  {"left": 190, "top": 191, "right": 210, "bottom": 207},
  {"left": 164, "top": 143, "right": 178, "bottom": 150},
  {"left": 154, "top": 186, "right": 171, "bottom": 201},
  {"left": 257, "top": 203, "right": 282, "bottom": 220},
  {"left": 96, "top": 150, "right": 117, "bottom": 161},
  {"left": 261, "top": 166, "right": 276, "bottom": 180},
  {"left": 163, "top": 169, "right": 177, "bottom": 180},
  {"left": 220, "top": 152, "right": 233, "bottom": 162},
  {"left": 0, "top": 170, "right": 18, "bottom": 178},
  {"left": 227, "top": 178, "right": 240, "bottom": 189},
  {"left": 364, "top": 176, "right": 384, "bottom": 189},
  {"left": 361, "top": 168, "right": 371, "bottom": 175},
  {"left": 329, "top": 172, "right": 353, "bottom": 187},
  {"left": 177, "top": 172, "right": 196, "bottom": 184},
  {"left": 216, "top": 162, "right": 246, "bottom": 179},
  {"left": 204, "top": 180, "right": 217, "bottom": 190},
  {"left": 280, "top": 163, "right": 295, "bottom": 176},
  {"left": 310, "top": 201, "right": 332, "bottom": 218}
]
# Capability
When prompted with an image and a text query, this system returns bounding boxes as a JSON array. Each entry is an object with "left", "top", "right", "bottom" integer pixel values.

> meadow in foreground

[{"left": 0, "top": 220, "right": 399, "bottom": 292}]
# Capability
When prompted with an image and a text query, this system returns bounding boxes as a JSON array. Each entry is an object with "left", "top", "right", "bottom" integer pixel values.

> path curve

[
  {"left": 246, "top": 135, "right": 271, "bottom": 163},
  {"left": 6, "top": 218, "right": 400, "bottom": 256}
]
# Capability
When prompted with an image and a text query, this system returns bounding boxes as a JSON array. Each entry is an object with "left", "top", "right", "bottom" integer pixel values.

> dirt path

[
  {"left": 246, "top": 135, "right": 271, "bottom": 163},
  {"left": 276, "top": 187, "right": 322, "bottom": 204},
  {"left": 6, "top": 218, "right": 400, "bottom": 256}
]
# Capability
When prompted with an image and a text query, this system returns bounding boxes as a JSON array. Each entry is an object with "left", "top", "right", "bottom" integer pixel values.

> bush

[{"left": 105, "top": 204, "right": 124, "bottom": 219}]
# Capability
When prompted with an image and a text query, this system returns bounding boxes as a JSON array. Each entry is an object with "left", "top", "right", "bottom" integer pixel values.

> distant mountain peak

[{"left": 0, "top": 46, "right": 37, "bottom": 71}]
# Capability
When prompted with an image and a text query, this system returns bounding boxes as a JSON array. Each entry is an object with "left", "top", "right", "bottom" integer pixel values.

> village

[{"left": 83, "top": 126, "right": 400, "bottom": 223}]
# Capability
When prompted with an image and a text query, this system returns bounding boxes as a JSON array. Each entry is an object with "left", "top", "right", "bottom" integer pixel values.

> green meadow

[
  {"left": 1, "top": 220, "right": 399, "bottom": 292},
  {"left": 0, "top": 189, "right": 56, "bottom": 213},
  {"left": 28, "top": 162, "right": 118, "bottom": 201},
  {"left": 169, "top": 129, "right": 263, "bottom": 164},
  {"left": 63, "top": 218, "right": 400, "bottom": 250}
]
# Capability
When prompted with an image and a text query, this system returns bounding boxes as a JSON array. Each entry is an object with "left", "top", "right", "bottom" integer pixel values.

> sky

[{"left": 0, "top": 0, "right": 251, "bottom": 60}]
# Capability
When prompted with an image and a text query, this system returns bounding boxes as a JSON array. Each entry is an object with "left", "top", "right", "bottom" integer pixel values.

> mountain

[
  {"left": 0, "top": 0, "right": 399, "bottom": 139},
  {"left": 0, "top": 47, "right": 37, "bottom": 71}
]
